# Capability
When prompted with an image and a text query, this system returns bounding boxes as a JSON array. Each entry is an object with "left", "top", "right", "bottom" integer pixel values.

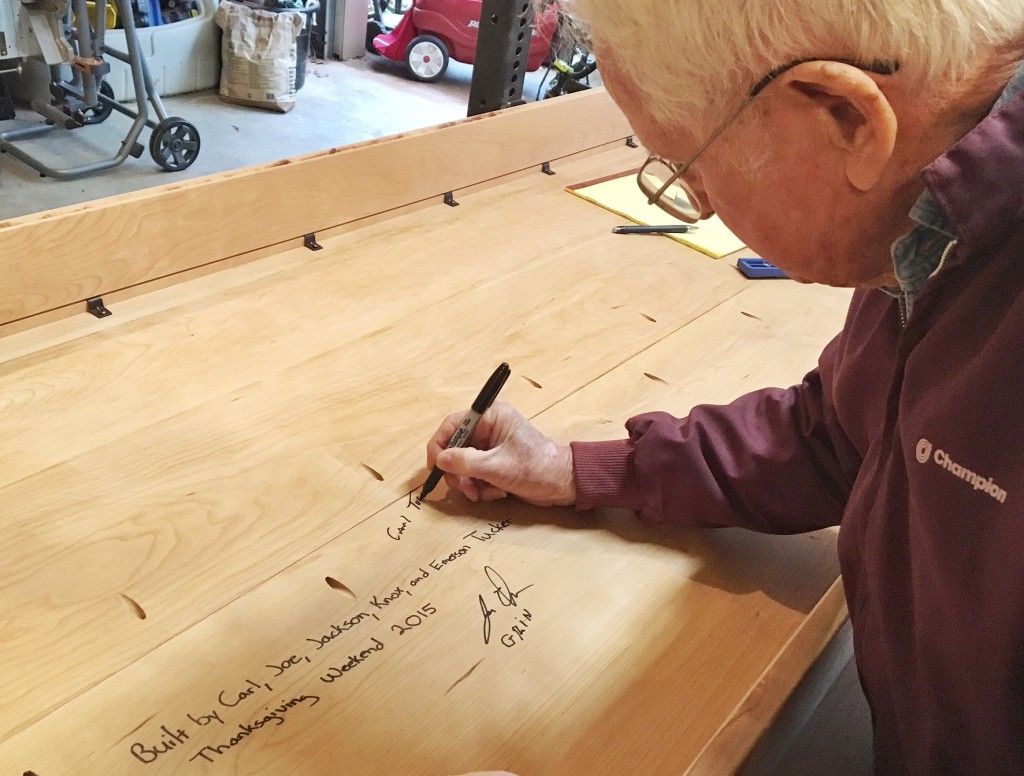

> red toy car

[{"left": 372, "top": 0, "right": 558, "bottom": 82}]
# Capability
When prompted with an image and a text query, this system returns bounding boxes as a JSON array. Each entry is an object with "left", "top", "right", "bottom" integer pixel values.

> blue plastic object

[
  {"left": 133, "top": 0, "right": 162, "bottom": 27},
  {"left": 737, "top": 258, "right": 787, "bottom": 279}
]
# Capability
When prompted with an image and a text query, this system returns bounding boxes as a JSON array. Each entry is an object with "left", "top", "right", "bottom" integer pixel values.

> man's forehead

[
  {"left": 623, "top": 111, "right": 698, "bottom": 164},
  {"left": 600, "top": 56, "right": 701, "bottom": 160}
]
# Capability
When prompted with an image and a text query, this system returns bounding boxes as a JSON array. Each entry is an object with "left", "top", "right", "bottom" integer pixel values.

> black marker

[
  {"left": 612, "top": 224, "right": 697, "bottom": 234},
  {"left": 419, "top": 363, "right": 511, "bottom": 501}
]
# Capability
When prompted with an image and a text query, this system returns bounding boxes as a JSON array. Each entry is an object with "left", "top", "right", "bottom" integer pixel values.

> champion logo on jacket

[{"left": 916, "top": 438, "right": 1008, "bottom": 503}]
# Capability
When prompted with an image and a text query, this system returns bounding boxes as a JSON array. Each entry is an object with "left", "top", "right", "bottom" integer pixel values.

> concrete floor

[
  {"left": 747, "top": 624, "right": 875, "bottom": 776},
  {"left": 0, "top": 50, "right": 567, "bottom": 220}
]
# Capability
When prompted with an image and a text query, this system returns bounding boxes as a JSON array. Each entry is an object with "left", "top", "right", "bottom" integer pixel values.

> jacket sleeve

[{"left": 570, "top": 334, "right": 857, "bottom": 534}]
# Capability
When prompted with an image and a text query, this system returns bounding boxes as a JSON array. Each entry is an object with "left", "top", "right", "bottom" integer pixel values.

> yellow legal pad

[{"left": 567, "top": 169, "right": 746, "bottom": 258}]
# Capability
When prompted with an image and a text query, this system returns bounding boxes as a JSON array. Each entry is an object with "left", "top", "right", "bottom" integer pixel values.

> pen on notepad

[{"left": 612, "top": 225, "right": 698, "bottom": 234}]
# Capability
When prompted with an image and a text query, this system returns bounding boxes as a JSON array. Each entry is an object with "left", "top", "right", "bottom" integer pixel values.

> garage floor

[{"left": 0, "top": 52, "right": 564, "bottom": 220}]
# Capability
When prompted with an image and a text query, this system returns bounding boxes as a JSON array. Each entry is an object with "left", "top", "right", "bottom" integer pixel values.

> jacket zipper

[{"left": 897, "top": 239, "right": 957, "bottom": 331}]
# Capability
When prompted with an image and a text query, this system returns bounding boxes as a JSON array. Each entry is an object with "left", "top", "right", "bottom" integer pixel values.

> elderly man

[{"left": 429, "top": 1, "right": 1024, "bottom": 772}]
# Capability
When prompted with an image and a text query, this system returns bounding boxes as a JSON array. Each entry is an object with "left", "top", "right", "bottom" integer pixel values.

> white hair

[{"left": 558, "top": 0, "right": 1024, "bottom": 130}]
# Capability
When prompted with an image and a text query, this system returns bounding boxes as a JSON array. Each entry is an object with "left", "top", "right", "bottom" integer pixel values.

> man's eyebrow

[{"left": 633, "top": 138, "right": 676, "bottom": 163}]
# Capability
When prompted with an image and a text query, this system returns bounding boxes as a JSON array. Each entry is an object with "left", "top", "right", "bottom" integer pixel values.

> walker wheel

[
  {"left": 149, "top": 117, "right": 201, "bottom": 172},
  {"left": 406, "top": 35, "right": 449, "bottom": 82},
  {"left": 82, "top": 81, "right": 116, "bottom": 125}
]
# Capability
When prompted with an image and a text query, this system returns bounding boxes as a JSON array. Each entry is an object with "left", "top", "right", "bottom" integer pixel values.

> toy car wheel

[
  {"left": 149, "top": 117, "right": 201, "bottom": 172},
  {"left": 406, "top": 35, "right": 449, "bottom": 82}
]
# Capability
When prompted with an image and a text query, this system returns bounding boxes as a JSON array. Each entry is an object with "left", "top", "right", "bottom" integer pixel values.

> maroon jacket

[{"left": 571, "top": 86, "right": 1024, "bottom": 772}]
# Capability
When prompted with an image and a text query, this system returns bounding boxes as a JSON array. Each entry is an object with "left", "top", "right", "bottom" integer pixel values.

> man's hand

[{"left": 425, "top": 401, "right": 576, "bottom": 506}]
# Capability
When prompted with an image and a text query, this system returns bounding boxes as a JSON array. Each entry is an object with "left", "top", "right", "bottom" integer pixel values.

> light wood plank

[
  {"left": 0, "top": 90, "right": 632, "bottom": 327},
  {"left": 0, "top": 280, "right": 848, "bottom": 774},
  {"left": 686, "top": 579, "right": 850, "bottom": 776},
  {"left": 0, "top": 139, "right": 629, "bottom": 339},
  {"left": 0, "top": 144, "right": 646, "bottom": 490},
  {"left": 1, "top": 92, "right": 856, "bottom": 772},
  {"left": 0, "top": 170, "right": 747, "bottom": 740}
]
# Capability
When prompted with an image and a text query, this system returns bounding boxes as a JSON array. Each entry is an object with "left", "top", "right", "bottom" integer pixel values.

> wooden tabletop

[{"left": 0, "top": 92, "right": 851, "bottom": 775}]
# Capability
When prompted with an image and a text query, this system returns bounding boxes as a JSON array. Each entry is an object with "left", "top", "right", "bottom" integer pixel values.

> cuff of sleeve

[{"left": 570, "top": 439, "right": 642, "bottom": 512}]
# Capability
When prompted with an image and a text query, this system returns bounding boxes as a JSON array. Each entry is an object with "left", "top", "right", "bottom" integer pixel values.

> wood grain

[
  {"left": 0, "top": 96, "right": 854, "bottom": 774},
  {"left": 686, "top": 578, "right": 850, "bottom": 775},
  {"left": 0, "top": 89, "right": 632, "bottom": 327},
  {"left": 0, "top": 146, "right": 753, "bottom": 741},
  {"left": 0, "top": 140, "right": 629, "bottom": 340},
  {"left": 0, "top": 145, "right": 647, "bottom": 489},
  {"left": 0, "top": 281, "right": 848, "bottom": 774}
]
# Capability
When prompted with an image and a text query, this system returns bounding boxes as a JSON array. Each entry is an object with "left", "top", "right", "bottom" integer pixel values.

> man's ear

[{"left": 777, "top": 61, "right": 898, "bottom": 191}]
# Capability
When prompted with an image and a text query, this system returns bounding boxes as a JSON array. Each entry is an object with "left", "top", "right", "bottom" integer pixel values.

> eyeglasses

[{"left": 637, "top": 58, "right": 900, "bottom": 223}]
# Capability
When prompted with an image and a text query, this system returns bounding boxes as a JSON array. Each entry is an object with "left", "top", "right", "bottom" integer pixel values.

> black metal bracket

[
  {"left": 541, "top": 161, "right": 555, "bottom": 175},
  {"left": 86, "top": 296, "right": 112, "bottom": 318},
  {"left": 444, "top": 191, "right": 460, "bottom": 207},
  {"left": 626, "top": 136, "right": 639, "bottom": 148},
  {"left": 304, "top": 233, "right": 323, "bottom": 251}
]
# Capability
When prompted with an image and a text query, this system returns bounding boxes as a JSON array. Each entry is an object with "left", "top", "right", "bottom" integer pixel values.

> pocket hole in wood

[
  {"left": 325, "top": 577, "right": 357, "bottom": 599},
  {"left": 444, "top": 658, "right": 484, "bottom": 696},
  {"left": 361, "top": 464, "right": 384, "bottom": 482},
  {"left": 118, "top": 593, "right": 147, "bottom": 620},
  {"left": 643, "top": 372, "right": 669, "bottom": 385},
  {"left": 640, "top": 313, "right": 657, "bottom": 322},
  {"left": 24, "top": 771, "right": 40, "bottom": 776},
  {"left": 521, "top": 376, "right": 542, "bottom": 389}
]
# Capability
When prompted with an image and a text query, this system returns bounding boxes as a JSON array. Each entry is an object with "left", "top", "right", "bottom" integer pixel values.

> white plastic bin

[{"left": 105, "top": 0, "right": 220, "bottom": 100}]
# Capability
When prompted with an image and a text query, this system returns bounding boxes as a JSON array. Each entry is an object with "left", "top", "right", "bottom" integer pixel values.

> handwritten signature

[
  {"left": 478, "top": 595, "right": 496, "bottom": 645},
  {"left": 478, "top": 566, "right": 533, "bottom": 645}
]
